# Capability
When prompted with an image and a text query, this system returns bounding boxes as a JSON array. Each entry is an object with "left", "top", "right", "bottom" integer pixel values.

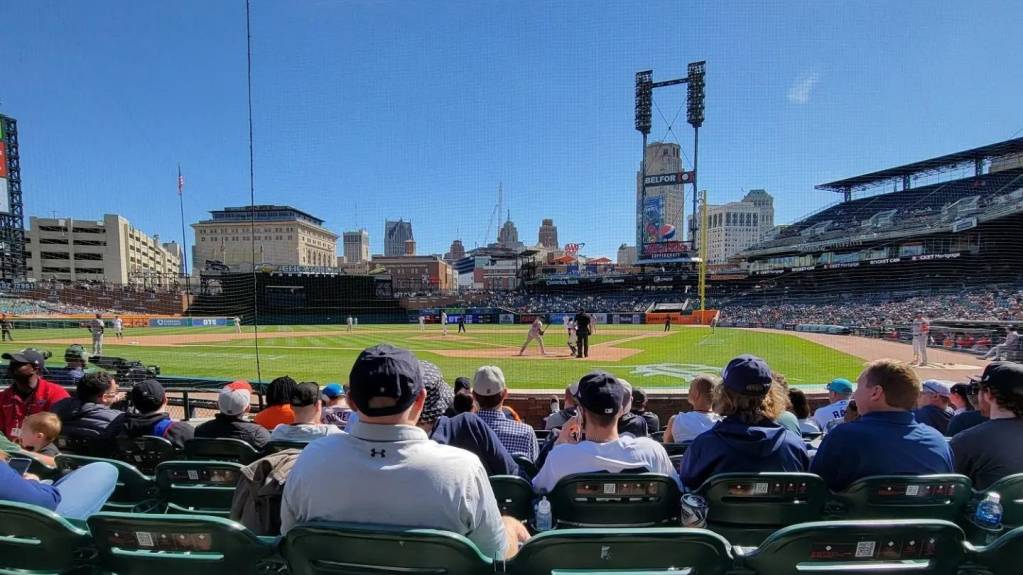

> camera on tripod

[{"left": 88, "top": 355, "right": 161, "bottom": 386}]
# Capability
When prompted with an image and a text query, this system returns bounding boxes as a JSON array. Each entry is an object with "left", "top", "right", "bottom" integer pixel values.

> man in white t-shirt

[
  {"left": 532, "top": 371, "right": 679, "bottom": 493},
  {"left": 281, "top": 344, "right": 528, "bottom": 559},
  {"left": 664, "top": 374, "right": 721, "bottom": 443},
  {"left": 812, "top": 378, "right": 853, "bottom": 432}
]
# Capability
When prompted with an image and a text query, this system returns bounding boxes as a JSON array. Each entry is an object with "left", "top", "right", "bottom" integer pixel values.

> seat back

[
  {"left": 115, "top": 435, "right": 178, "bottom": 475},
  {"left": 663, "top": 442, "right": 690, "bottom": 457},
  {"left": 87, "top": 512, "right": 275, "bottom": 575},
  {"left": 56, "top": 453, "right": 158, "bottom": 506},
  {"left": 509, "top": 528, "right": 732, "bottom": 575},
  {"left": 548, "top": 473, "right": 681, "bottom": 527},
  {"left": 155, "top": 460, "right": 244, "bottom": 517},
  {"left": 263, "top": 440, "right": 307, "bottom": 454},
  {"left": 828, "top": 474, "right": 972, "bottom": 521},
  {"left": 490, "top": 475, "right": 534, "bottom": 521},
  {"left": 282, "top": 522, "right": 494, "bottom": 575},
  {"left": 513, "top": 455, "right": 538, "bottom": 479},
  {"left": 973, "top": 525, "right": 1023, "bottom": 575},
  {"left": 56, "top": 434, "right": 110, "bottom": 457},
  {"left": 184, "top": 438, "right": 261, "bottom": 465},
  {"left": 981, "top": 473, "right": 1023, "bottom": 527},
  {"left": 0, "top": 501, "right": 93, "bottom": 573},
  {"left": 741, "top": 519, "right": 965, "bottom": 575},
  {"left": 697, "top": 472, "right": 827, "bottom": 528}
]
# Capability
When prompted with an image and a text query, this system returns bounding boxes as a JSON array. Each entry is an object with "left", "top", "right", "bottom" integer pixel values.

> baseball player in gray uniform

[
  {"left": 88, "top": 313, "right": 105, "bottom": 356},
  {"left": 912, "top": 312, "right": 930, "bottom": 366}
]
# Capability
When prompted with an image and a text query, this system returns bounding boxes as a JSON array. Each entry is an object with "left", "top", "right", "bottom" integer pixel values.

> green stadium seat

[
  {"left": 87, "top": 512, "right": 278, "bottom": 575},
  {"left": 508, "top": 528, "right": 733, "bottom": 575},
  {"left": 514, "top": 455, "right": 539, "bottom": 479},
  {"left": 979, "top": 473, "right": 1023, "bottom": 528},
  {"left": 263, "top": 440, "right": 307, "bottom": 454},
  {"left": 55, "top": 434, "right": 110, "bottom": 457},
  {"left": 490, "top": 474, "right": 534, "bottom": 521},
  {"left": 826, "top": 475, "right": 972, "bottom": 521},
  {"left": 0, "top": 500, "right": 94, "bottom": 574},
  {"left": 184, "top": 437, "right": 261, "bottom": 464},
  {"left": 969, "top": 525, "right": 1023, "bottom": 575},
  {"left": 662, "top": 442, "right": 690, "bottom": 457},
  {"left": 739, "top": 519, "right": 965, "bottom": 575},
  {"left": 695, "top": 472, "right": 827, "bottom": 546},
  {"left": 155, "top": 460, "right": 244, "bottom": 517},
  {"left": 56, "top": 454, "right": 159, "bottom": 512},
  {"left": 649, "top": 430, "right": 665, "bottom": 442},
  {"left": 26, "top": 457, "right": 60, "bottom": 481},
  {"left": 547, "top": 473, "right": 681, "bottom": 528},
  {"left": 115, "top": 435, "right": 178, "bottom": 475},
  {"left": 282, "top": 522, "right": 495, "bottom": 574}
]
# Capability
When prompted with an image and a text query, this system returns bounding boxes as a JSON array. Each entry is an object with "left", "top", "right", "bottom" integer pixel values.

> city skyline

[{"left": 1, "top": 2, "right": 1021, "bottom": 260}]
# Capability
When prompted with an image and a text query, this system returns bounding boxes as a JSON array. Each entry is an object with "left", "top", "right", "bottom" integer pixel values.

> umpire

[{"left": 574, "top": 309, "right": 594, "bottom": 358}]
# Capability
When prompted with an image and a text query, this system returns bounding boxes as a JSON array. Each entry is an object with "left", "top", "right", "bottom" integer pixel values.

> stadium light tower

[{"left": 634, "top": 61, "right": 706, "bottom": 256}]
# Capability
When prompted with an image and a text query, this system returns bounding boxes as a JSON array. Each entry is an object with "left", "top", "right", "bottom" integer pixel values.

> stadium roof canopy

[{"left": 817, "top": 137, "right": 1023, "bottom": 195}]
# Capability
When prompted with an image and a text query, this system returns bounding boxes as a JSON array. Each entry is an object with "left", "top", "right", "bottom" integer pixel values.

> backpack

[{"left": 230, "top": 449, "right": 301, "bottom": 535}]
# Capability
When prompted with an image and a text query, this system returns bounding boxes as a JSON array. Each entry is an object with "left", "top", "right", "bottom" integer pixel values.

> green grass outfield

[{"left": 1, "top": 324, "right": 866, "bottom": 390}]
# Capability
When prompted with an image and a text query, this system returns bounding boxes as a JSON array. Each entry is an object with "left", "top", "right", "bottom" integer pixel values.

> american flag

[{"left": 177, "top": 165, "right": 184, "bottom": 196}]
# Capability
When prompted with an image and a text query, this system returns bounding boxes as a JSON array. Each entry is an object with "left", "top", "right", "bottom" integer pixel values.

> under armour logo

[{"left": 370, "top": 449, "right": 386, "bottom": 458}]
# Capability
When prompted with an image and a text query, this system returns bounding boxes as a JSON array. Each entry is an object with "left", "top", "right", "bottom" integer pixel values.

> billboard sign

[
  {"left": 0, "top": 142, "right": 7, "bottom": 178},
  {"left": 640, "top": 196, "right": 687, "bottom": 259},
  {"left": 0, "top": 178, "right": 8, "bottom": 214},
  {"left": 643, "top": 171, "right": 695, "bottom": 188}
]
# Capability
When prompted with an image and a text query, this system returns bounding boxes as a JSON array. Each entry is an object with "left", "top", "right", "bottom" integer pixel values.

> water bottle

[
  {"left": 974, "top": 492, "right": 1004, "bottom": 544},
  {"left": 535, "top": 496, "right": 553, "bottom": 532}
]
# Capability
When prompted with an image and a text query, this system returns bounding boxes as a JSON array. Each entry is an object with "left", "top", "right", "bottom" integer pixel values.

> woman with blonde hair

[{"left": 680, "top": 355, "right": 809, "bottom": 490}]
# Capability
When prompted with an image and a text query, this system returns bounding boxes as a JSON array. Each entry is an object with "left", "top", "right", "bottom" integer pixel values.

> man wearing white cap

[
  {"left": 194, "top": 381, "right": 271, "bottom": 449},
  {"left": 473, "top": 365, "right": 539, "bottom": 461},
  {"left": 914, "top": 379, "right": 954, "bottom": 436}
]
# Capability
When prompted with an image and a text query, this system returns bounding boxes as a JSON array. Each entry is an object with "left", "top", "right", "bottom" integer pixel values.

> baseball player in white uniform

[
  {"left": 88, "top": 314, "right": 105, "bottom": 356},
  {"left": 518, "top": 317, "right": 547, "bottom": 356},
  {"left": 418, "top": 316, "right": 426, "bottom": 331},
  {"left": 912, "top": 313, "right": 930, "bottom": 366},
  {"left": 346, "top": 315, "right": 354, "bottom": 332},
  {"left": 113, "top": 316, "right": 124, "bottom": 340},
  {"left": 441, "top": 311, "right": 448, "bottom": 336}
]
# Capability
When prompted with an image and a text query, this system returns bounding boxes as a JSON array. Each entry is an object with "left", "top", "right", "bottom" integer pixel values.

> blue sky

[{"left": 1, "top": 1, "right": 1021, "bottom": 261}]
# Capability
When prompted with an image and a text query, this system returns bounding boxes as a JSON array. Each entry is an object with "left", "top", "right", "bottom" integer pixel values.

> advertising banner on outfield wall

[
  {"left": 615, "top": 314, "right": 643, "bottom": 324},
  {"left": 151, "top": 318, "right": 189, "bottom": 327},
  {"left": 547, "top": 313, "right": 573, "bottom": 326},
  {"left": 591, "top": 313, "right": 608, "bottom": 324},
  {"left": 499, "top": 314, "right": 515, "bottom": 324}
]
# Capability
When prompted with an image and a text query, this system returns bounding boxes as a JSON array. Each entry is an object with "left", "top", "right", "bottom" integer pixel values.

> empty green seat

[
  {"left": 970, "top": 525, "right": 1023, "bottom": 575},
  {"left": 509, "top": 527, "right": 733, "bottom": 575},
  {"left": 490, "top": 474, "right": 534, "bottom": 521},
  {"left": 740, "top": 519, "right": 965, "bottom": 575},
  {"left": 55, "top": 434, "right": 109, "bottom": 457},
  {"left": 263, "top": 440, "right": 307, "bottom": 454},
  {"left": 695, "top": 472, "right": 827, "bottom": 546},
  {"left": 282, "top": 522, "right": 494, "bottom": 575},
  {"left": 662, "top": 442, "right": 690, "bottom": 457},
  {"left": 827, "top": 474, "right": 972, "bottom": 521},
  {"left": 184, "top": 438, "right": 261, "bottom": 464},
  {"left": 87, "top": 512, "right": 277, "bottom": 575},
  {"left": 547, "top": 473, "right": 681, "bottom": 528},
  {"left": 0, "top": 500, "right": 94, "bottom": 574},
  {"left": 115, "top": 435, "right": 178, "bottom": 475},
  {"left": 155, "top": 460, "right": 244, "bottom": 517},
  {"left": 56, "top": 454, "right": 158, "bottom": 512}
]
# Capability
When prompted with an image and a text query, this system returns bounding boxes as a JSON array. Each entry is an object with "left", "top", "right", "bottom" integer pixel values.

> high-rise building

[
  {"left": 688, "top": 189, "right": 775, "bottom": 263},
  {"left": 538, "top": 218, "right": 559, "bottom": 249},
  {"left": 192, "top": 205, "right": 338, "bottom": 272},
  {"left": 384, "top": 219, "right": 414, "bottom": 257},
  {"left": 496, "top": 211, "right": 524, "bottom": 251},
  {"left": 25, "top": 214, "right": 181, "bottom": 286},
  {"left": 445, "top": 239, "right": 465, "bottom": 261},
  {"left": 636, "top": 142, "right": 685, "bottom": 258},
  {"left": 616, "top": 244, "right": 637, "bottom": 266},
  {"left": 343, "top": 229, "right": 370, "bottom": 264}
]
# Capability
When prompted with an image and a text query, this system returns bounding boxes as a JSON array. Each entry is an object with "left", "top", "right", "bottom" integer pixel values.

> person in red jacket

[{"left": 0, "top": 348, "right": 69, "bottom": 440}]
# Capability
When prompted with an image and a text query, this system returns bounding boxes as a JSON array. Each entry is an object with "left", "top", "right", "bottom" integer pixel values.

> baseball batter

[
  {"left": 87, "top": 314, "right": 105, "bottom": 356},
  {"left": 441, "top": 311, "right": 448, "bottom": 336},
  {"left": 518, "top": 317, "right": 547, "bottom": 356},
  {"left": 912, "top": 312, "right": 930, "bottom": 366}
]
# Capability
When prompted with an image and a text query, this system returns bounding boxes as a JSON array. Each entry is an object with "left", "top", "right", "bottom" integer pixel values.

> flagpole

[{"left": 178, "top": 164, "right": 190, "bottom": 295}]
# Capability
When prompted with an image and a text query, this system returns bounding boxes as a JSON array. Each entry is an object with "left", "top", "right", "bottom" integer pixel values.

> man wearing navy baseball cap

[
  {"left": 680, "top": 355, "right": 808, "bottom": 490},
  {"left": 281, "top": 344, "right": 528, "bottom": 559},
  {"left": 951, "top": 362, "right": 1023, "bottom": 489},
  {"left": 812, "top": 378, "right": 854, "bottom": 432},
  {"left": 531, "top": 370, "right": 678, "bottom": 493}
]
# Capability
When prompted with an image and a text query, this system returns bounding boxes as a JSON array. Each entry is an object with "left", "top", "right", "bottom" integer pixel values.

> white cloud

[{"left": 787, "top": 73, "right": 820, "bottom": 104}]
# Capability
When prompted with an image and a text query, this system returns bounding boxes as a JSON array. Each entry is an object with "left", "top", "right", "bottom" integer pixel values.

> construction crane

[{"left": 482, "top": 183, "right": 503, "bottom": 247}]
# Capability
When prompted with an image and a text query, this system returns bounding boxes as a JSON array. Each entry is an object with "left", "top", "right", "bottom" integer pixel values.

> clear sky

[{"left": 1, "top": 1, "right": 1021, "bottom": 260}]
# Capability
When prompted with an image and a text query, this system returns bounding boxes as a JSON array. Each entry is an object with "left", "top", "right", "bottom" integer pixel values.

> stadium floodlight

[
  {"left": 686, "top": 61, "right": 705, "bottom": 129},
  {"left": 635, "top": 70, "right": 653, "bottom": 135}
]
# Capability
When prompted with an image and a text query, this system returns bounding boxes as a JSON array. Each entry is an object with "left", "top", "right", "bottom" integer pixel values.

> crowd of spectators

[
  {"left": 2, "top": 342, "right": 1023, "bottom": 562},
  {"left": 0, "top": 297, "right": 116, "bottom": 316},
  {"left": 480, "top": 291, "right": 683, "bottom": 313}
]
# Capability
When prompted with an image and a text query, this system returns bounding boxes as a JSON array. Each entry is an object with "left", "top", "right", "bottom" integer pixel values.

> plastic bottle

[
  {"left": 974, "top": 492, "right": 1003, "bottom": 543},
  {"left": 535, "top": 496, "right": 553, "bottom": 532}
]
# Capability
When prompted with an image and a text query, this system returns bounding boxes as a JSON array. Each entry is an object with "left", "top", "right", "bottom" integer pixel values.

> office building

[
  {"left": 343, "top": 229, "right": 370, "bottom": 264},
  {"left": 384, "top": 219, "right": 414, "bottom": 257}
]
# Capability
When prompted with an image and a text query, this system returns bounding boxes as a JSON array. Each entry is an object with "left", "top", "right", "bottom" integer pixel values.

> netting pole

[{"left": 245, "top": 0, "right": 262, "bottom": 383}]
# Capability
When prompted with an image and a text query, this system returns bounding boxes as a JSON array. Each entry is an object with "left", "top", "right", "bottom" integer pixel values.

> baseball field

[{"left": 0, "top": 324, "right": 879, "bottom": 390}]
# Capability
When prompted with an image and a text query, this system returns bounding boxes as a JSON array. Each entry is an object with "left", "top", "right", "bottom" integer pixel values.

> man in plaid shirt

[{"left": 472, "top": 365, "right": 539, "bottom": 461}]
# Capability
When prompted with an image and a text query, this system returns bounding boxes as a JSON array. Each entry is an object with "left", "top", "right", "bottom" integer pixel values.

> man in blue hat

[{"left": 812, "top": 378, "right": 854, "bottom": 432}]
